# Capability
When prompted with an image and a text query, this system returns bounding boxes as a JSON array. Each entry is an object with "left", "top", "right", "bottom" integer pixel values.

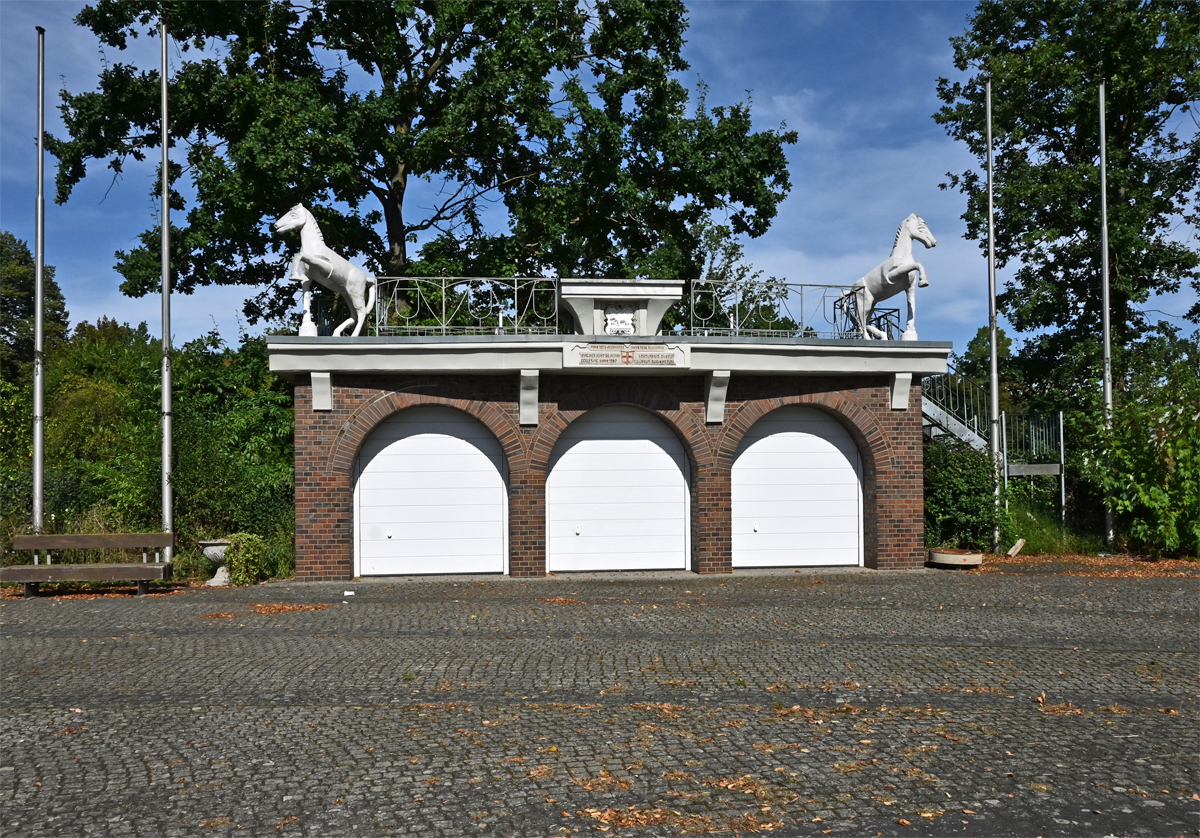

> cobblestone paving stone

[{"left": 2, "top": 569, "right": 1197, "bottom": 837}]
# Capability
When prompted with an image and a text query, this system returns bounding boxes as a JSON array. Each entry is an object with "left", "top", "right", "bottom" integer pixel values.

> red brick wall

[{"left": 292, "top": 373, "right": 926, "bottom": 580}]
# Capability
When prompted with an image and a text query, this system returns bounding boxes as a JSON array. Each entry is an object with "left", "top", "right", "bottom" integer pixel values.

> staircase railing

[{"left": 921, "top": 361, "right": 990, "bottom": 449}]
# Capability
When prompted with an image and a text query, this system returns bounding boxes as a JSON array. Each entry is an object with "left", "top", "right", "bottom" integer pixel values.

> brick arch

[
  {"left": 716, "top": 391, "right": 892, "bottom": 474},
  {"left": 528, "top": 383, "right": 714, "bottom": 474},
  {"left": 327, "top": 391, "right": 525, "bottom": 476}
]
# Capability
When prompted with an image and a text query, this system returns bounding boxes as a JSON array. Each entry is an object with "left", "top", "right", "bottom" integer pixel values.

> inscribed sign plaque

[{"left": 564, "top": 343, "right": 690, "bottom": 369}]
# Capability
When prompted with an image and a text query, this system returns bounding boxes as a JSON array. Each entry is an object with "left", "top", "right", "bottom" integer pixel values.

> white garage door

[
  {"left": 547, "top": 405, "right": 689, "bottom": 572},
  {"left": 732, "top": 405, "right": 862, "bottom": 567},
  {"left": 355, "top": 406, "right": 507, "bottom": 576}
]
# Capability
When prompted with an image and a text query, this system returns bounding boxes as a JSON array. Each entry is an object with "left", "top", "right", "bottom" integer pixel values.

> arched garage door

[
  {"left": 355, "top": 406, "right": 508, "bottom": 576},
  {"left": 546, "top": 405, "right": 689, "bottom": 572},
  {"left": 732, "top": 405, "right": 862, "bottom": 567}
]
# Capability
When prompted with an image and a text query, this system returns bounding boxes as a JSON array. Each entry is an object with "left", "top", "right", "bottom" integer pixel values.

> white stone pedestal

[{"left": 198, "top": 540, "right": 232, "bottom": 586}]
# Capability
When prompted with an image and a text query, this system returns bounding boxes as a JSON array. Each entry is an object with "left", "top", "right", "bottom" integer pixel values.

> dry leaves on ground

[
  {"left": 705, "top": 774, "right": 775, "bottom": 802},
  {"left": 252, "top": 603, "right": 330, "bottom": 615},
  {"left": 628, "top": 701, "right": 684, "bottom": 719},
  {"left": 578, "top": 806, "right": 714, "bottom": 830},
  {"left": 980, "top": 553, "right": 1198, "bottom": 578}
]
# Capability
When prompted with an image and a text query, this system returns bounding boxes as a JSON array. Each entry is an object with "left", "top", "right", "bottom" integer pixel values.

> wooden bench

[{"left": 3, "top": 533, "right": 174, "bottom": 598}]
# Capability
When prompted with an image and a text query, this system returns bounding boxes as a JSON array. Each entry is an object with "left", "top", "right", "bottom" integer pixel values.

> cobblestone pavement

[{"left": 2, "top": 568, "right": 1197, "bottom": 837}]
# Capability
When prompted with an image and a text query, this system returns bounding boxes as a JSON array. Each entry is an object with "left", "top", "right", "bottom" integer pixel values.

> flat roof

[{"left": 267, "top": 334, "right": 952, "bottom": 379}]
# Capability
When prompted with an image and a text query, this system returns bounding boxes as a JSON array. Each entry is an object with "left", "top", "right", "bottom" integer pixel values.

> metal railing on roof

[
  {"left": 686, "top": 279, "right": 901, "bottom": 340},
  {"left": 374, "top": 276, "right": 559, "bottom": 336},
  {"left": 369, "top": 275, "right": 904, "bottom": 339}
]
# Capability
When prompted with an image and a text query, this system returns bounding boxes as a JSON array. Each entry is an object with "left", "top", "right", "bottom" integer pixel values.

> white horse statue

[
  {"left": 842, "top": 213, "right": 937, "bottom": 340},
  {"left": 273, "top": 203, "right": 376, "bottom": 337}
]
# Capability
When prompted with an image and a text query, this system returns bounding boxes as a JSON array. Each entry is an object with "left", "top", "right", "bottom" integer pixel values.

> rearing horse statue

[
  {"left": 273, "top": 203, "right": 376, "bottom": 337},
  {"left": 842, "top": 213, "right": 937, "bottom": 340}
]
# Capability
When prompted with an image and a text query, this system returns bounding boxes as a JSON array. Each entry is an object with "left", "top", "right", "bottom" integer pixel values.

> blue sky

[{"left": 0, "top": 1, "right": 1078, "bottom": 353}]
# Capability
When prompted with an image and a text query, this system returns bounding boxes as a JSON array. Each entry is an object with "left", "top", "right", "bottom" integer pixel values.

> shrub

[
  {"left": 1075, "top": 330, "right": 1199, "bottom": 558},
  {"left": 0, "top": 324, "right": 296, "bottom": 580},
  {"left": 225, "top": 533, "right": 268, "bottom": 586},
  {"left": 924, "top": 435, "right": 1001, "bottom": 551},
  {"left": 261, "top": 530, "right": 296, "bottom": 579}
]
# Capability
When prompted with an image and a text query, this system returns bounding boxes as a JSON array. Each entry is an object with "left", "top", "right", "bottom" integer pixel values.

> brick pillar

[
  {"left": 694, "top": 463, "right": 732, "bottom": 573},
  {"left": 293, "top": 375, "right": 354, "bottom": 581},
  {"left": 509, "top": 464, "right": 546, "bottom": 577},
  {"left": 871, "top": 378, "right": 925, "bottom": 569}
]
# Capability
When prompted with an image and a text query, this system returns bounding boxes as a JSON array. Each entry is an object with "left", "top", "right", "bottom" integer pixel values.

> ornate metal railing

[
  {"left": 369, "top": 276, "right": 905, "bottom": 339},
  {"left": 684, "top": 279, "right": 900, "bottom": 339},
  {"left": 374, "top": 276, "right": 558, "bottom": 336}
]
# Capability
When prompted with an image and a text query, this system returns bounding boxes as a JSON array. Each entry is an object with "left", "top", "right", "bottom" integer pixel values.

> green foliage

[
  {"left": 666, "top": 221, "right": 797, "bottom": 333},
  {"left": 171, "top": 332, "right": 295, "bottom": 539},
  {"left": 958, "top": 326, "right": 1012, "bottom": 382},
  {"left": 261, "top": 530, "right": 296, "bottom": 580},
  {"left": 1, "top": 232, "right": 70, "bottom": 381},
  {"left": 52, "top": 1, "right": 795, "bottom": 322},
  {"left": 225, "top": 532, "right": 268, "bottom": 587},
  {"left": 924, "top": 435, "right": 1001, "bottom": 551},
  {"left": 0, "top": 317, "right": 294, "bottom": 574},
  {"left": 1001, "top": 493, "right": 1105, "bottom": 556},
  {"left": 1076, "top": 329, "right": 1200, "bottom": 557},
  {"left": 935, "top": 0, "right": 1200, "bottom": 397},
  {"left": 952, "top": 326, "right": 1023, "bottom": 414}
]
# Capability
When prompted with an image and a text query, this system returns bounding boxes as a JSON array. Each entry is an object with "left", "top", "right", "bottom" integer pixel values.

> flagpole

[
  {"left": 986, "top": 78, "right": 1001, "bottom": 553},
  {"left": 33, "top": 26, "right": 46, "bottom": 553},
  {"left": 160, "top": 21, "right": 173, "bottom": 560},
  {"left": 1099, "top": 80, "right": 1114, "bottom": 546}
]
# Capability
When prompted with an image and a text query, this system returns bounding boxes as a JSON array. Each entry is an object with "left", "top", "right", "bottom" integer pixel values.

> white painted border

[
  {"left": 731, "top": 406, "right": 865, "bottom": 569},
  {"left": 545, "top": 405, "right": 690, "bottom": 572},
  {"left": 351, "top": 408, "right": 510, "bottom": 578}
]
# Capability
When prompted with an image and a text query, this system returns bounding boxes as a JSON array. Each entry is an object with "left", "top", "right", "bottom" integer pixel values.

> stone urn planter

[
  {"left": 928, "top": 547, "right": 984, "bottom": 568},
  {"left": 198, "top": 539, "right": 232, "bottom": 586}
]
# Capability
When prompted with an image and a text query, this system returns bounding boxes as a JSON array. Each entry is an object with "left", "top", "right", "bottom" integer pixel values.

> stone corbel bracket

[
  {"left": 311, "top": 371, "right": 333, "bottom": 411},
  {"left": 889, "top": 372, "right": 912, "bottom": 410},
  {"left": 519, "top": 369, "right": 540, "bottom": 425},
  {"left": 705, "top": 370, "right": 731, "bottom": 423}
]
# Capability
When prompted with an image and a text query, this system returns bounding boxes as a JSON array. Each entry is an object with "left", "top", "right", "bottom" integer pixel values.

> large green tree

[
  {"left": 934, "top": 0, "right": 1200, "bottom": 397},
  {"left": 0, "top": 231, "right": 70, "bottom": 381},
  {"left": 51, "top": 0, "right": 795, "bottom": 322}
]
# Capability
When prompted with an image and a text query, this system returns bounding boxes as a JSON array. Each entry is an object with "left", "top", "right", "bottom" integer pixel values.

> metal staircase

[
  {"left": 921, "top": 365, "right": 1066, "bottom": 522},
  {"left": 921, "top": 361, "right": 990, "bottom": 450}
]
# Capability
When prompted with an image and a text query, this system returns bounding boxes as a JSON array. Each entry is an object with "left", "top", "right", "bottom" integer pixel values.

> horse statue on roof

[
  {"left": 273, "top": 203, "right": 376, "bottom": 337},
  {"left": 841, "top": 213, "right": 937, "bottom": 341}
]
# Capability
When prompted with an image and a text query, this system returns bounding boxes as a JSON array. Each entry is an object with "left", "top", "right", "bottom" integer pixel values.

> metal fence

[
  {"left": 1001, "top": 411, "right": 1066, "bottom": 523},
  {"left": 374, "top": 276, "right": 558, "bottom": 336},
  {"left": 370, "top": 276, "right": 907, "bottom": 339},
  {"left": 1002, "top": 412, "right": 1064, "bottom": 464},
  {"left": 685, "top": 279, "right": 900, "bottom": 339}
]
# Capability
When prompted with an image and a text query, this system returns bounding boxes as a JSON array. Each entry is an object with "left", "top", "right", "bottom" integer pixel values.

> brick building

[{"left": 268, "top": 277, "right": 950, "bottom": 580}]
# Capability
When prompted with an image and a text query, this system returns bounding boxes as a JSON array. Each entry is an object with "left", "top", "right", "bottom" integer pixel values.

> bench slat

[
  {"left": 12, "top": 533, "right": 175, "bottom": 551},
  {"left": 0, "top": 563, "right": 173, "bottom": 583}
]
